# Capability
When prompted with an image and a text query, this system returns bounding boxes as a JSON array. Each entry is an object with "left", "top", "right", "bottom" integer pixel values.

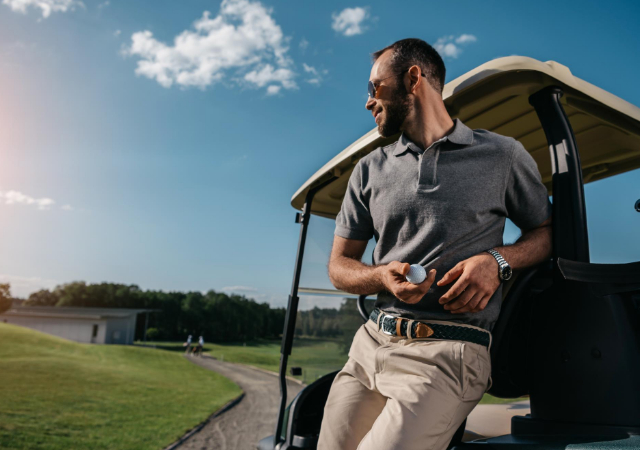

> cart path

[
  {"left": 465, "top": 400, "right": 531, "bottom": 439},
  {"left": 173, "top": 355, "right": 528, "bottom": 449},
  {"left": 175, "top": 355, "right": 304, "bottom": 450}
]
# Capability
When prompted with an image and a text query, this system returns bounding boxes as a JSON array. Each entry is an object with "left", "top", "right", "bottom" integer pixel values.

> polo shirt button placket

[{"left": 418, "top": 140, "right": 445, "bottom": 190}]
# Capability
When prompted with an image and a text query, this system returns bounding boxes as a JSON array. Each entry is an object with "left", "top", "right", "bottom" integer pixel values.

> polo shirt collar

[
  {"left": 394, "top": 132, "right": 427, "bottom": 156},
  {"left": 447, "top": 117, "right": 474, "bottom": 145},
  {"left": 393, "top": 117, "right": 473, "bottom": 156}
]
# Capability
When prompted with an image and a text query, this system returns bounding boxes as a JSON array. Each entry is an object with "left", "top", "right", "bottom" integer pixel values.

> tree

[
  {"left": 10, "top": 282, "right": 288, "bottom": 343},
  {"left": 0, "top": 283, "right": 13, "bottom": 314},
  {"left": 25, "top": 289, "right": 58, "bottom": 306}
]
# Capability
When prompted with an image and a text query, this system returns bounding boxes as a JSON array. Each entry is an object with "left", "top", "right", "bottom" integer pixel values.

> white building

[{"left": 0, "top": 307, "right": 154, "bottom": 345}]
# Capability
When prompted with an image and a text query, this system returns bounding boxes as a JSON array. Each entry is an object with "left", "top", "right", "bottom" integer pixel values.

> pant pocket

[
  {"left": 460, "top": 343, "right": 485, "bottom": 401},
  {"left": 347, "top": 324, "right": 366, "bottom": 359}
]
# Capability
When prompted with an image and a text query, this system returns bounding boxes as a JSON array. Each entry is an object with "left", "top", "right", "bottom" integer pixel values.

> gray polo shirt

[{"left": 334, "top": 118, "right": 552, "bottom": 331}]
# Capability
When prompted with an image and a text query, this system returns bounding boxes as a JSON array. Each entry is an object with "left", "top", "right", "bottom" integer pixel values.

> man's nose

[{"left": 365, "top": 96, "right": 375, "bottom": 110}]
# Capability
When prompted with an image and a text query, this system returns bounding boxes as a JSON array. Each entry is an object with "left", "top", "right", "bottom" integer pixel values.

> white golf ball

[{"left": 406, "top": 264, "right": 427, "bottom": 284}]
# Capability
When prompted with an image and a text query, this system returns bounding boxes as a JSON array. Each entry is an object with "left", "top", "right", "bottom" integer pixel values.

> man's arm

[
  {"left": 493, "top": 215, "right": 552, "bottom": 271},
  {"left": 328, "top": 236, "right": 437, "bottom": 304},
  {"left": 436, "top": 214, "right": 552, "bottom": 314},
  {"left": 328, "top": 236, "right": 383, "bottom": 295}
]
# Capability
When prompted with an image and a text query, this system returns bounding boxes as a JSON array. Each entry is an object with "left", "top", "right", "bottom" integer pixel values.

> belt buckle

[{"left": 381, "top": 314, "right": 396, "bottom": 335}]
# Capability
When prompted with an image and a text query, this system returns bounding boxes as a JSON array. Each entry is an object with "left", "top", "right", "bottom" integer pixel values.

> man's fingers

[
  {"left": 444, "top": 288, "right": 476, "bottom": 311},
  {"left": 395, "top": 282, "right": 426, "bottom": 299},
  {"left": 422, "top": 268, "right": 437, "bottom": 286},
  {"left": 392, "top": 262, "right": 410, "bottom": 277},
  {"left": 438, "top": 277, "right": 469, "bottom": 304},
  {"left": 449, "top": 292, "right": 482, "bottom": 314},
  {"left": 436, "top": 264, "right": 463, "bottom": 287},
  {"left": 470, "top": 295, "right": 491, "bottom": 313}
]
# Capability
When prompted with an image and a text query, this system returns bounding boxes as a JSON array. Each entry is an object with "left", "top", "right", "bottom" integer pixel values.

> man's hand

[
  {"left": 379, "top": 261, "right": 436, "bottom": 304},
  {"left": 436, "top": 253, "right": 501, "bottom": 314}
]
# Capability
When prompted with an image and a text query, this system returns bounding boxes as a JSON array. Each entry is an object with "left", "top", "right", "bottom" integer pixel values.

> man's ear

[{"left": 407, "top": 65, "right": 422, "bottom": 93}]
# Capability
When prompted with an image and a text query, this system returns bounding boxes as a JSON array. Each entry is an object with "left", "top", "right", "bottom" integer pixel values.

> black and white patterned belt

[{"left": 369, "top": 308, "right": 491, "bottom": 348}]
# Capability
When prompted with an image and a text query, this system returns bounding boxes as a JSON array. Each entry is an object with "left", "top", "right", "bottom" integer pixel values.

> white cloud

[
  {"left": 302, "top": 63, "right": 328, "bottom": 86},
  {"left": 2, "top": 0, "right": 83, "bottom": 18},
  {"left": 266, "top": 85, "right": 281, "bottom": 95},
  {"left": 125, "top": 0, "right": 298, "bottom": 94},
  {"left": 455, "top": 34, "right": 477, "bottom": 45},
  {"left": 113, "top": 29, "right": 121, "bottom": 37},
  {"left": 299, "top": 37, "right": 309, "bottom": 53},
  {"left": 222, "top": 285, "right": 258, "bottom": 292},
  {"left": 331, "top": 7, "right": 369, "bottom": 37},
  {"left": 244, "top": 64, "right": 296, "bottom": 89},
  {"left": 0, "top": 190, "right": 55, "bottom": 210},
  {"left": 433, "top": 34, "right": 477, "bottom": 59},
  {"left": 252, "top": 291, "right": 288, "bottom": 308},
  {"left": 0, "top": 189, "right": 73, "bottom": 211},
  {"left": 0, "top": 274, "right": 59, "bottom": 298}
]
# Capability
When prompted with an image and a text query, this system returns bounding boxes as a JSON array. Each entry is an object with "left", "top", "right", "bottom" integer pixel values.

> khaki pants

[{"left": 317, "top": 317, "right": 492, "bottom": 450}]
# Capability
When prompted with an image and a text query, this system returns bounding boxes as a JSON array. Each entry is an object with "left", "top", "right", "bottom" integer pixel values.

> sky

[{"left": 0, "top": 0, "right": 639, "bottom": 307}]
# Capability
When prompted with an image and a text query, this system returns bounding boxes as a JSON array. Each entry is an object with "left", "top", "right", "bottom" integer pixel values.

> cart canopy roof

[{"left": 291, "top": 56, "right": 640, "bottom": 218}]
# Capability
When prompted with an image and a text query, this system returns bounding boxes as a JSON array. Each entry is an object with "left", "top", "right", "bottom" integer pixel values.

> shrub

[{"left": 145, "top": 327, "right": 160, "bottom": 341}]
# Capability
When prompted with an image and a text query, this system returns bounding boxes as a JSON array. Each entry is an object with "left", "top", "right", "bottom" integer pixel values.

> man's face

[{"left": 366, "top": 52, "right": 412, "bottom": 137}]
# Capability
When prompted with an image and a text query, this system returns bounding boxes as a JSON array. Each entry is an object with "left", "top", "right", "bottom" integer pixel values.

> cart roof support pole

[
  {"left": 274, "top": 177, "right": 336, "bottom": 448},
  {"left": 529, "top": 86, "right": 590, "bottom": 266}
]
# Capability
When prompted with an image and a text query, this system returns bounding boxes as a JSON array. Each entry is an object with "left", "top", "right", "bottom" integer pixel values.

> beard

[{"left": 377, "top": 82, "right": 411, "bottom": 137}]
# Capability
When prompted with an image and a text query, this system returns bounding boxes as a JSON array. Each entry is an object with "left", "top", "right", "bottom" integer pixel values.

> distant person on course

[
  {"left": 317, "top": 38, "right": 553, "bottom": 450},
  {"left": 195, "top": 336, "right": 204, "bottom": 356},
  {"left": 184, "top": 334, "right": 192, "bottom": 355}
]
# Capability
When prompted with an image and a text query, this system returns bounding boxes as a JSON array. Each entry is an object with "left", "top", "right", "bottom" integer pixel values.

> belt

[{"left": 369, "top": 308, "right": 491, "bottom": 348}]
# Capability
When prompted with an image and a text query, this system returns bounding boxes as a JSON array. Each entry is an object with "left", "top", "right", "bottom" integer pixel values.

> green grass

[
  {"left": 144, "top": 337, "right": 346, "bottom": 385},
  {"left": 0, "top": 323, "right": 242, "bottom": 450},
  {"left": 478, "top": 394, "right": 528, "bottom": 404},
  {"left": 142, "top": 339, "right": 527, "bottom": 404}
]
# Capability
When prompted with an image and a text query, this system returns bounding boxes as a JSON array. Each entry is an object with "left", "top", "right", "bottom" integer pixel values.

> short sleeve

[
  {"left": 334, "top": 160, "right": 374, "bottom": 241},
  {"left": 505, "top": 140, "right": 552, "bottom": 230}
]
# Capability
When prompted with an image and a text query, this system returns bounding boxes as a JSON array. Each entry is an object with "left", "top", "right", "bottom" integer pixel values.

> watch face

[{"left": 501, "top": 266, "right": 513, "bottom": 281}]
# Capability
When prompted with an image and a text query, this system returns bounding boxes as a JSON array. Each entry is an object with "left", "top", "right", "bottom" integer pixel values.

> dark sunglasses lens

[{"left": 368, "top": 81, "right": 375, "bottom": 98}]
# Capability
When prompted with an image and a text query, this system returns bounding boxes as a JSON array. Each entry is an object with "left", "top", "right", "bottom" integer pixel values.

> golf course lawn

[
  {"left": 151, "top": 339, "right": 525, "bottom": 405},
  {"left": 0, "top": 323, "right": 242, "bottom": 450}
]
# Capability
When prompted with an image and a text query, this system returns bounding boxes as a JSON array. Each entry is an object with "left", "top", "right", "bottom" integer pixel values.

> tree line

[
  {"left": 295, "top": 298, "right": 376, "bottom": 353},
  {"left": 2, "top": 281, "right": 371, "bottom": 347},
  {"left": 22, "top": 281, "right": 285, "bottom": 342}
]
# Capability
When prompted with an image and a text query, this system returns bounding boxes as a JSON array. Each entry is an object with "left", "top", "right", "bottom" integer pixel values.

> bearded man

[{"left": 317, "top": 38, "right": 553, "bottom": 450}]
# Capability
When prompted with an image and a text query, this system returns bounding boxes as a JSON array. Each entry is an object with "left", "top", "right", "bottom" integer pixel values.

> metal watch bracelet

[{"left": 485, "top": 248, "right": 512, "bottom": 281}]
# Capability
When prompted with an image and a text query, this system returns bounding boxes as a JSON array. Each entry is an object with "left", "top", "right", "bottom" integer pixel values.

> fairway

[
  {"left": 148, "top": 337, "right": 346, "bottom": 385},
  {"left": 149, "top": 338, "right": 524, "bottom": 404},
  {"left": 0, "top": 323, "right": 242, "bottom": 450}
]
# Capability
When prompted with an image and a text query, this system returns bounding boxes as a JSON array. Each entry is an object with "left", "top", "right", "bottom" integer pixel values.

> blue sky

[{"left": 0, "top": 0, "right": 638, "bottom": 306}]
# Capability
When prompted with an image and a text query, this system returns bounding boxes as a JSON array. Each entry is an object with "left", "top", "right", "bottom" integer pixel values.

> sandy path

[{"left": 175, "top": 355, "right": 304, "bottom": 450}]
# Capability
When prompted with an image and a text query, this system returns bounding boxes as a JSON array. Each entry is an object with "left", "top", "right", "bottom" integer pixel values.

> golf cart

[{"left": 259, "top": 56, "right": 640, "bottom": 449}]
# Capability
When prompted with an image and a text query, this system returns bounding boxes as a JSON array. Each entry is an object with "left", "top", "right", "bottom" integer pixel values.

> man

[
  {"left": 184, "top": 334, "right": 192, "bottom": 355},
  {"left": 195, "top": 335, "right": 205, "bottom": 356},
  {"left": 317, "top": 38, "right": 552, "bottom": 450}
]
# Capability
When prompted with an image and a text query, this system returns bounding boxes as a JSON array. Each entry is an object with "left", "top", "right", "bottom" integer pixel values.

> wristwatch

[{"left": 485, "top": 248, "right": 512, "bottom": 281}]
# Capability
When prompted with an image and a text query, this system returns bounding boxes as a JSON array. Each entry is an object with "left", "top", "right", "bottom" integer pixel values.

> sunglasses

[{"left": 368, "top": 72, "right": 427, "bottom": 99}]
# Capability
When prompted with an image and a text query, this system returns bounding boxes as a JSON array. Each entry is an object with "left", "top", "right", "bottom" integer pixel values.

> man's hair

[{"left": 372, "top": 38, "right": 446, "bottom": 94}]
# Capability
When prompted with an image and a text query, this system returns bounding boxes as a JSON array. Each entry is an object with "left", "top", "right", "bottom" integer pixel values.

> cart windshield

[
  {"left": 289, "top": 213, "right": 525, "bottom": 385},
  {"left": 584, "top": 167, "right": 640, "bottom": 264}
]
